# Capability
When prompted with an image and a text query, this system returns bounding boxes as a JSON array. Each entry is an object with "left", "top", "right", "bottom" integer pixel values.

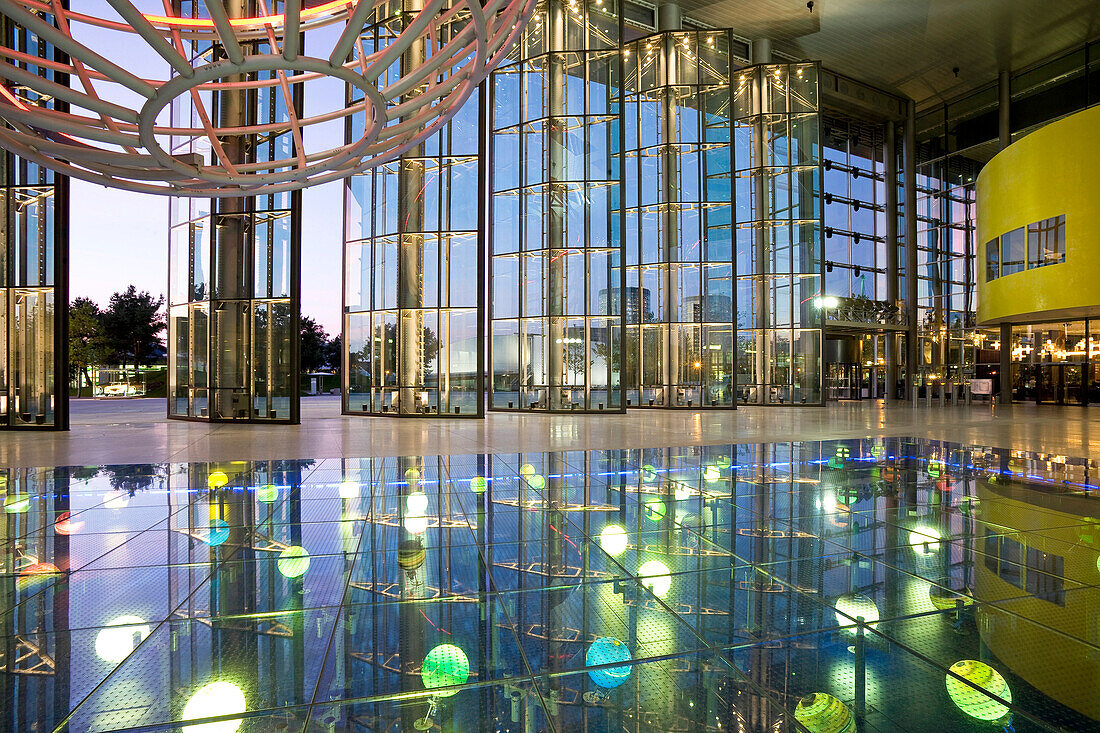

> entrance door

[{"left": 1036, "top": 365, "right": 1084, "bottom": 405}]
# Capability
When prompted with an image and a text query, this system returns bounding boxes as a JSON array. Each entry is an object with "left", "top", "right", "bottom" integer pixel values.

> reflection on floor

[{"left": 2, "top": 439, "right": 1098, "bottom": 732}]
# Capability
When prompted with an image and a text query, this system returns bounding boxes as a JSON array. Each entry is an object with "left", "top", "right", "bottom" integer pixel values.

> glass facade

[
  {"left": 489, "top": 0, "right": 624, "bottom": 412},
  {"left": 621, "top": 30, "right": 735, "bottom": 409},
  {"left": 733, "top": 63, "right": 822, "bottom": 404},
  {"left": 343, "top": 5, "right": 484, "bottom": 417},
  {"left": 167, "top": 1, "right": 300, "bottom": 422},
  {"left": 0, "top": 13, "right": 67, "bottom": 429}
]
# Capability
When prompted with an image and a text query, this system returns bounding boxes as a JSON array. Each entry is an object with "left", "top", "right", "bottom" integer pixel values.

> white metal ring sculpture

[{"left": 0, "top": 0, "right": 535, "bottom": 196}]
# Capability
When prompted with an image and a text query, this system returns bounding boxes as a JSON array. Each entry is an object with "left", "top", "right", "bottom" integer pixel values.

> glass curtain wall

[
  {"left": 732, "top": 63, "right": 822, "bottom": 404},
  {"left": 621, "top": 30, "right": 735, "bottom": 409},
  {"left": 489, "top": 0, "right": 624, "bottom": 412},
  {"left": 167, "top": 1, "right": 301, "bottom": 423},
  {"left": 343, "top": 5, "right": 484, "bottom": 417},
  {"left": 0, "top": 12, "right": 68, "bottom": 429}
]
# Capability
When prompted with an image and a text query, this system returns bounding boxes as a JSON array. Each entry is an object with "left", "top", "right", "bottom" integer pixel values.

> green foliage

[
  {"left": 101, "top": 286, "right": 166, "bottom": 366},
  {"left": 300, "top": 316, "right": 330, "bottom": 373},
  {"left": 69, "top": 297, "right": 109, "bottom": 395}
]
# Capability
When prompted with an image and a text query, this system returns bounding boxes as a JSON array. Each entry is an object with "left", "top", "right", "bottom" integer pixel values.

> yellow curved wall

[{"left": 977, "top": 105, "right": 1100, "bottom": 325}]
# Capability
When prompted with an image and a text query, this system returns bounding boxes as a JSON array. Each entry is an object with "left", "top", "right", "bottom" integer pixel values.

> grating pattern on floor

[{"left": 1, "top": 439, "right": 1098, "bottom": 732}]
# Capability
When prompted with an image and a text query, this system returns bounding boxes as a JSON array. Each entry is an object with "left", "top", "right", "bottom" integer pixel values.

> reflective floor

[{"left": 2, "top": 439, "right": 1098, "bottom": 732}]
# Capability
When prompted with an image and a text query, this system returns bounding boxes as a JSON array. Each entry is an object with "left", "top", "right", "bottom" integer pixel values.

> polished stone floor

[
  {"left": 2, "top": 436, "right": 1097, "bottom": 732},
  {"left": 3, "top": 396, "right": 1100, "bottom": 468}
]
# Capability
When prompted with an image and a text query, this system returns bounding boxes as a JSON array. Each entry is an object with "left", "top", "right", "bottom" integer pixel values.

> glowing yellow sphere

[
  {"left": 3, "top": 492, "right": 30, "bottom": 514},
  {"left": 528, "top": 474, "right": 546, "bottom": 489},
  {"left": 598, "top": 525, "right": 628, "bottom": 557},
  {"left": 519, "top": 463, "right": 536, "bottom": 478},
  {"left": 182, "top": 681, "right": 246, "bottom": 733},
  {"left": 793, "top": 693, "right": 855, "bottom": 733},
  {"left": 277, "top": 546, "right": 311, "bottom": 579},
  {"left": 470, "top": 476, "right": 487, "bottom": 493},
  {"left": 909, "top": 526, "right": 942, "bottom": 555},
  {"left": 404, "top": 467, "right": 422, "bottom": 484},
  {"left": 339, "top": 480, "right": 360, "bottom": 499},
  {"left": 638, "top": 560, "right": 672, "bottom": 598},
  {"left": 94, "top": 615, "right": 151, "bottom": 664},
  {"left": 833, "top": 594, "right": 879, "bottom": 635},
  {"left": 644, "top": 498, "right": 666, "bottom": 521},
  {"left": 207, "top": 472, "right": 229, "bottom": 490},
  {"left": 945, "top": 660, "right": 1012, "bottom": 722}
]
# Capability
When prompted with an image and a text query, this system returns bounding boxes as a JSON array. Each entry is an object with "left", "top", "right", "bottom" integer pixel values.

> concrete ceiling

[{"left": 678, "top": 0, "right": 1100, "bottom": 107}]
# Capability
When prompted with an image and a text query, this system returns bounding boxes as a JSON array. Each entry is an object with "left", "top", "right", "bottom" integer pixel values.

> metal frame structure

[
  {"left": 0, "top": 4, "right": 67, "bottom": 430},
  {"left": 342, "top": 2, "right": 486, "bottom": 418},
  {"left": 0, "top": 0, "right": 536, "bottom": 196}
]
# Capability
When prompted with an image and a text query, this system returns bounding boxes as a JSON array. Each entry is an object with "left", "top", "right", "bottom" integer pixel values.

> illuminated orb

[
  {"left": 703, "top": 465, "right": 721, "bottom": 484},
  {"left": 909, "top": 526, "right": 942, "bottom": 555},
  {"left": 405, "top": 514, "right": 430, "bottom": 535},
  {"left": 585, "top": 637, "right": 632, "bottom": 690},
  {"left": 256, "top": 485, "right": 279, "bottom": 503},
  {"left": 16, "top": 562, "right": 61, "bottom": 592},
  {"left": 404, "top": 467, "right": 422, "bottom": 485},
  {"left": 206, "top": 519, "right": 230, "bottom": 547},
  {"left": 833, "top": 593, "right": 879, "bottom": 635},
  {"left": 837, "top": 486, "right": 859, "bottom": 506},
  {"left": 421, "top": 644, "right": 470, "bottom": 697},
  {"left": 929, "top": 586, "right": 975, "bottom": 611},
  {"left": 793, "top": 693, "right": 855, "bottom": 733},
  {"left": 519, "top": 463, "right": 536, "bottom": 478},
  {"left": 643, "top": 498, "right": 666, "bottom": 522},
  {"left": 207, "top": 472, "right": 229, "bottom": 490},
  {"left": 641, "top": 464, "right": 658, "bottom": 482},
  {"left": 277, "top": 546, "right": 311, "bottom": 579},
  {"left": 836, "top": 446, "right": 851, "bottom": 459},
  {"left": 0, "top": 1, "right": 538, "bottom": 198},
  {"left": 406, "top": 491, "right": 430, "bottom": 515},
  {"left": 182, "top": 681, "right": 246, "bottom": 733},
  {"left": 638, "top": 560, "right": 672, "bottom": 598},
  {"left": 103, "top": 490, "right": 130, "bottom": 510},
  {"left": 527, "top": 474, "right": 546, "bottom": 490},
  {"left": 55, "top": 511, "right": 85, "bottom": 535},
  {"left": 598, "top": 525, "right": 628, "bottom": 557},
  {"left": 470, "top": 476, "right": 487, "bottom": 493},
  {"left": 946, "top": 660, "right": 1012, "bottom": 722},
  {"left": 398, "top": 540, "right": 426, "bottom": 572},
  {"left": 94, "top": 615, "right": 151, "bottom": 664},
  {"left": 928, "top": 460, "right": 945, "bottom": 478},
  {"left": 870, "top": 444, "right": 885, "bottom": 459},
  {"left": 674, "top": 483, "right": 693, "bottom": 501},
  {"left": 3, "top": 492, "right": 29, "bottom": 514},
  {"left": 339, "top": 480, "right": 360, "bottom": 499},
  {"left": 716, "top": 455, "right": 732, "bottom": 469}
]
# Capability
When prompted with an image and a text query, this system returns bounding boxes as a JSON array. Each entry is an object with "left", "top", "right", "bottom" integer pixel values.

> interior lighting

[
  {"left": 794, "top": 693, "right": 854, "bottom": 733},
  {"left": 256, "top": 485, "right": 279, "bottom": 503},
  {"left": 277, "top": 546, "right": 311, "bottom": 578},
  {"left": 813, "top": 295, "right": 839, "bottom": 309},
  {"left": 206, "top": 519, "right": 230, "bottom": 547},
  {"left": 703, "top": 465, "right": 721, "bottom": 483},
  {"left": 207, "top": 472, "right": 229, "bottom": 490},
  {"left": 520, "top": 463, "right": 536, "bottom": 478},
  {"left": 339, "top": 480, "right": 360, "bottom": 499},
  {"left": 94, "top": 615, "right": 151, "bottom": 664},
  {"left": 421, "top": 644, "right": 471, "bottom": 696},
  {"left": 638, "top": 560, "right": 672, "bottom": 598},
  {"left": 598, "top": 525, "right": 628, "bottom": 556},
  {"left": 404, "top": 468, "right": 422, "bottom": 485},
  {"left": 643, "top": 497, "right": 666, "bottom": 521},
  {"left": 945, "top": 660, "right": 1012, "bottom": 722},
  {"left": 406, "top": 491, "right": 430, "bottom": 515},
  {"left": 833, "top": 593, "right": 879, "bottom": 635},
  {"left": 641, "top": 464, "right": 658, "bottom": 482},
  {"left": 181, "top": 681, "right": 246, "bottom": 733},
  {"left": 3, "top": 492, "right": 29, "bottom": 514},
  {"left": 55, "top": 511, "right": 85, "bottom": 535},
  {"left": 470, "top": 476, "right": 487, "bottom": 493},
  {"left": 585, "top": 637, "right": 632, "bottom": 693},
  {"left": 909, "top": 526, "right": 942, "bottom": 555}
]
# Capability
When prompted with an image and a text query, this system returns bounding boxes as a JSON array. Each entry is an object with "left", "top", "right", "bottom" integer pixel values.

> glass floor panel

[{"left": 1, "top": 438, "right": 1098, "bottom": 731}]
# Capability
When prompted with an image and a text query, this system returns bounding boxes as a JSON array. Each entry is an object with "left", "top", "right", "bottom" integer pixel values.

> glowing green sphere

[
  {"left": 793, "top": 693, "right": 855, "bottom": 733},
  {"left": 421, "top": 644, "right": 470, "bottom": 697},
  {"left": 528, "top": 474, "right": 546, "bottom": 490},
  {"left": 644, "top": 498, "right": 666, "bottom": 522},
  {"left": 182, "top": 681, "right": 246, "bottom": 733},
  {"left": 909, "top": 526, "right": 942, "bottom": 555},
  {"left": 598, "top": 525, "right": 628, "bottom": 557},
  {"left": 638, "top": 560, "right": 672, "bottom": 598},
  {"left": 716, "top": 455, "right": 732, "bottom": 469},
  {"left": 256, "top": 485, "right": 279, "bottom": 503},
  {"left": 833, "top": 593, "right": 879, "bottom": 635},
  {"left": 94, "top": 614, "right": 151, "bottom": 664},
  {"left": 277, "top": 546, "right": 311, "bottom": 578},
  {"left": 946, "top": 660, "right": 1012, "bottom": 722},
  {"left": 641, "top": 464, "right": 658, "bottom": 482},
  {"left": 470, "top": 476, "right": 487, "bottom": 493},
  {"left": 404, "top": 467, "right": 421, "bottom": 484},
  {"left": 3, "top": 492, "right": 29, "bottom": 514}
]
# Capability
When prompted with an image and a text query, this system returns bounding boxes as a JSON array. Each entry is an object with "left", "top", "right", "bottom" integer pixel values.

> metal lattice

[{"left": 0, "top": 0, "right": 535, "bottom": 196}]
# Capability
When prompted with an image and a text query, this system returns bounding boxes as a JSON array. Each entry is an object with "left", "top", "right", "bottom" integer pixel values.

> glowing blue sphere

[{"left": 586, "top": 637, "right": 632, "bottom": 690}]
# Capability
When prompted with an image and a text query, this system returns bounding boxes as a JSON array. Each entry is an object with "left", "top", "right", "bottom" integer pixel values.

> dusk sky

[{"left": 70, "top": 3, "right": 347, "bottom": 335}]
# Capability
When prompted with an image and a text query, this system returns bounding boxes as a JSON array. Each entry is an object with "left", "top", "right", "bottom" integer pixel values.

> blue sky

[{"left": 69, "top": 3, "right": 346, "bottom": 335}]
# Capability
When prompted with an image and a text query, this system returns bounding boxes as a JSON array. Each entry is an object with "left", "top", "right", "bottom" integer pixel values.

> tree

[
  {"left": 324, "top": 334, "right": 343, "bottom": 374},
  {"left": 101, "top": 286, "right": 166, "bottom": 366},
  {"left": 69, "top": 297, "right": 109, "bottom": 395},
  {"left": 300, "top": 316, "right": 330, "bottom": 373}
]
